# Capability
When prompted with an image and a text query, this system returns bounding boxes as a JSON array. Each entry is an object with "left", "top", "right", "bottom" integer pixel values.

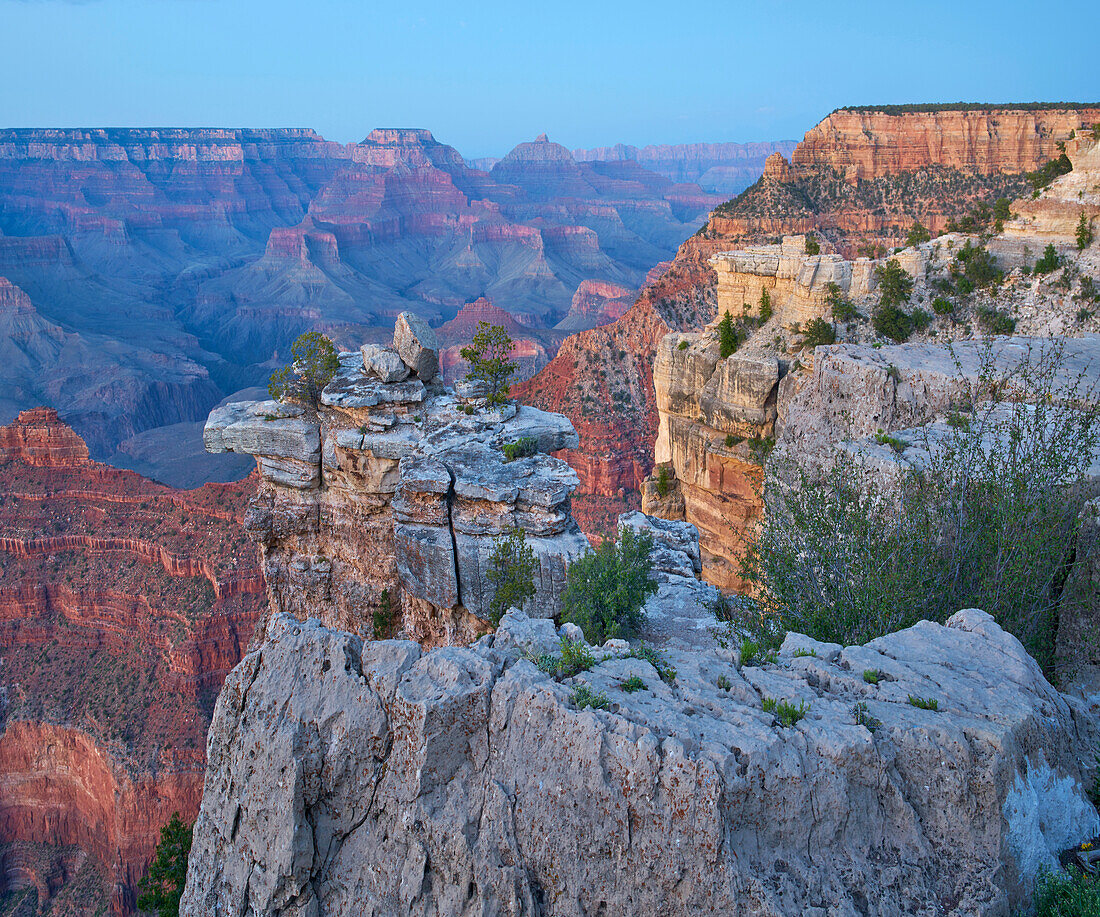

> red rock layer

[{"left": 0, "top": 411, "right": 265, "bottom": 913}]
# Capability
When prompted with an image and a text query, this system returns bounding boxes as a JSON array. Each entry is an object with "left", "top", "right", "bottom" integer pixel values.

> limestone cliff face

[
  {"left": 793, "top": 106, "right": 1100, "bottom": 181},
  {"left": 206, "top": 315, "right": 589, "bottom": 646},
  {"left": 182, "top": 594, "right": 1100, "bottom": 915},
  {"left": 1004, "top": 133, "right": 1100, "bottom": 242}
]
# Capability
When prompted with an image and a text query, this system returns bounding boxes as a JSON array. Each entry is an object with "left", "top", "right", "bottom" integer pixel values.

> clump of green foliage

[
  {"left": 804, "top": 234, "right": 820, "bottom": 255},
  {"left": 738, "top": 637, "right": 776, "bottom": 668},
  {"left": 1078, "top": 276, "right": 1099, "bottom": 304},
  {"left": 716, "top": 674, "right": 732, "bottom": 690},
  {"left": 762, "top": 697, "right": 809, "bottom": 727},
  {"left": 873, "top": 303, "right": 916, "bottom": 342},
  {"left": 626, "top": 643, "right": 677, "bottom": 683},
  {"left": 907, "top": 695, "right": 939, "bottom": 711},
  {"left": 138, "top": 813, "right": 192, "bottom": 917},
  {"left": 1032, "top": 867, "right": 1100, "bottom": 916},
  {"left": 677, "top": 339, "right": 689, "bottom": 351},
  {"left": 1035, "top": 243, "right": 1062, "bottom": 274},
  {"left": 532, "top": 637, "right": 597, "bottom": 678},
  {"left": 718, "top": 310, "right": 739, "bottom": 358},
  {"left": 1027, "top": 153, "right": 1073, "bottom": 193},
  {"left": 560, "top": 525, "right": 657, "bottom": 644},
  {"left": 759, "top": 286, "right": 774, "bottom": 321},
  {"left": 863, "top": 669, "right": 881, "bottom": 685},
  {"left": 487, "top": 527, "right": 537, "bottom": 623},
  {"left": 502, "top": 436, "right": 538, "bottom": 461},
  {"left": 268, "top": 331, "right": 340, "bottom": 407},
  {"left": 853, "top": 701, "right": 881, "bottom": 732},
  {"left": 953, "top": 241, "right": 1003, "bottom": 289},
  {"left": 373, "top": 588, "right": 394, "bottom": 638},
  {"left": 572, "top": 684, "right": 610, "bottom": 710},
  {"left": 461, "top": 321, "right": 518, "bottom": 405},
  {"left": 621, "top": 675, "right": 646, "bottom": 693},
  {"left": 905, "top": 222, "right": 931, "bottom": 247},
  {"left": 733, "top": 340, "right": 1100, "bottom": 678},
  {"left": 1077, "top": 213, "right": 1095, "bottom": 251},
  {"left": 932, "top": 296, "right": 954, "bottom": 316},
  {"left": 873, "top": 431, "right": 907, "bottom": 453},
  {"left": 656, "top": 464, "right": 671, "bottom": 497},
  {"left": 792, "top": 647, "right": 817, "bottom": 658},
  {"left": 826, "top": 281, "right": 860, "bottom": 323},
  {"left": 975, "top": 305, "right": 1017, "bottom": 335},
  {"left": 875, "top": 259, "right": 914, "bottom": 308},
  {"left": 802, "top": 318, "right": 836, "bottom": 348}
]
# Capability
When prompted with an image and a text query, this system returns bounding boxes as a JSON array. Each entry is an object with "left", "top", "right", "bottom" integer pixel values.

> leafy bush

[
  {"left": 736, "top": 340, "right": 1100, "bottom": 676},
  {"left": 560, "top": 525, "right": 657, "bottom": 644},
  {"left": 461, "top": 321, "right": 518, "bottom": 405},
  {"left": 1028, "top": 153, "right": 1073, "bottom": 192},
  {"left": 932, "top": 296, "right": 954, "bottom": 315},
  {"left": 502, "top": 436, "right": 538, "bottom": 461},
  {"left": 911, "top": 308, "right": 932, "bottom": 333},
  {"left": 1079, "top": 277, "right": 1099, "bottom": 303},
  {"left": 853, "top": 701, "right": 881, "bottom": 731},
  {"left": 975, "top": 305, "right": 1017, "bottom": 335},
  {"left": 656, "top": 464, "right": 671, "bottom": 497},
  {"left": 759, "top": 286, "right": 774, "bottom": 322},
  {"left": 268, "top": 332, "right": 340, "bottom": 407},
  {"left": 873, "top": 303, "right": 915, "bottom": 342},
  {"left": 621, "top": 675, "right": 646, "bottom": 693},
  {"left": 804, "top": 234, "right": 821, "bottom": 255},
  {"left": 905, "top": 222, "right": 931, "bottom": 247},
  {"left": 138, "top": 814, "right": 192, "bottom": 917},
  {"left": 677, "top": 339, "right": 689, "bottom": 351},
  {"left": 1078, "top": 213, "right": 1095, "bottom": 251},
  {"left": 907, "top": 695, "right": 939, "bottom": 711},
  {"left": 1032, "top": 867, "right": 1100, "bottom": 916},
  {"left": 487, "top": 527, "right": 537, "bottom": 623},
  {"left": 826, "top": 281, "right": 860, "bottom": 322},
  {"left": 1035, "top": 243, "right": 1062, "bottom": 274},
  {"left": 571, "top": 684, "right": 610, "bottom": 710},
  {"left": 875, "top": 259, "right": 914, "bottom": 308},
  {"left": 954, "top": 241, "right": 1002, "bottom": 289},
  {"left": 372, "top": 589, "right": 394, "bottom": 639},
  {"left": 802, "top": 318, "right": 836, "bottom": 348},
  {"left": 718, "top": 310, "right": 739, "bottom": 358},
  {"left": 863, "top": 669, "right": 881, "bottom": 685},
  {"left": 762, "top": 697, "right": 809, "bottom": 727}
]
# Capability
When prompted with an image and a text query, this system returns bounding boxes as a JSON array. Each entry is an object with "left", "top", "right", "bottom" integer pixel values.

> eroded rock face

[
  {"left": 182, "top": 600, "right": 1100, "bottom": 916},
  {"left": 205, "top": 321, "right": 586, "bottom": 645}
]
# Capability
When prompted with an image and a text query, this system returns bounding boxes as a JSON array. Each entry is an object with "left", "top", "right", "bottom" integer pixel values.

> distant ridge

[{"left": 833, "top": 102, "right": 1100, "bottom": 115}]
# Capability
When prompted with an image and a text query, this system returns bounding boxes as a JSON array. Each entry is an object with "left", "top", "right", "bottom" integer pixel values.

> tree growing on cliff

[
  {"left": 718, "top": 311, "right": 738, "bottom": 359},
  {"left": 561, "top": 525, "right": 657, "bottom": 644},
  {"left": 268, "top": 331, "right": 340, "bottom": 408},
  {"left": 736, "top": 339, "right": 1100, "bottom": 678},
  {"left": 462, "top": 321, "right": 518, "bottom": 405},
  {"left": 874, "top": 259, "right": 914, "bottom": 308},
  {"left": 138, "top": 813, "right": 192, "bottom": 917},
  {"left": 905, "top": 222, "right": 931, "bottom": 247},
  {"left": 1077, "top": 213, "right": 1094, "bottom": 251},
  {"left": 487, "top": 526, "right": 537, "bottom": 624},
  {"left": 804, "top": 234, "right": 820, "bottom": 256}
]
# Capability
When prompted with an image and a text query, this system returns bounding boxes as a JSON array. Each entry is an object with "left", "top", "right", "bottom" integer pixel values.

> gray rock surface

[
  {"left": 182, "top": 606, "right": 1100, "bottom": 917},
  {"left": 361, "top": 343, "right": 410, "bottom": 383},
  {"left": 394, "top": 310, "right": 440, "bottom": 380}
]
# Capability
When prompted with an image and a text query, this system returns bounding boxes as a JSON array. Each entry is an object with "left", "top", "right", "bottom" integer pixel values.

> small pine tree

[
  {"left": 487, "top": 527, "right": 537, "bottom": 623},
  {"left": 268, "top": 331, "right": 340, "bottom": 408},
  {"left": 804, "top": 234, "right": 820, "bottom": 256},
  {"left": 904, "top": 222, "right": 931, "bottom": 247},
  {"left": 461, "top": 321, "right": 518, "bottom": 405},
  {"left": 874, "top": 259, "right": 914, "bottom": 308},
  {"left": 1035, "top": 243, "right": 1061, "bottom": 274},
  {"left": 759, "top": 286, "right": 773, "bottom": 322},
  {"left": 137, "top": 814, "right": 192, "bottom": 917},
  {"left": 1077, "top": 213, "right": 1094, "bottom": 251},
  {"left": 718, "top": 310, "right": 738, "bottom": 358}
]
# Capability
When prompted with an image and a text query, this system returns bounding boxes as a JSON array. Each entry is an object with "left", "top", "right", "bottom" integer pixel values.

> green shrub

[
  {"left": 802, "top": 318, "right": 836, "bottom": 348},
  {"left": 736, "top": 340, "right": 1100, "bottom": 676},
  {"left": 487, "top": 527, "right": 537, "bottom": 623},
  {"left": 656, "top": 464, "right": 671, "bottom": 497},
  {"left": 875, "top": 259, "right": 914, "bottom": 308},
  {"left": 462, "top": 321, "right": 518, "bottom": 405},
  {"left": 268, "top": 331, "right": 340, "bottom": 407},
  {"left": 993, "top": 197, "right": 1012, "bottom": 223},
  {"left": 905, "top": 222, "right": 931, "bottom": 247},
  {"left": 718, "top": 310, "right": 739, "bottom": 358},
  {"left": 975, "top": 305, "right": 1016, "bottom": 335},
  {"left": 762, "top": 698, "right": 809, "bottom": 727},
  {"left": 954, "top": 241, "right": 1002, "bottom": 289},
  {"left": 502, "top": 436, "right": 538, "bottom": 461},
  {"left": 804, "top": 234, "right": 821, "bottom": 256},
  {"left": 1032, "top": 867, "right": 1100, "bottom": 916},
  {"left": 825, "top": 281, "right": 859, "bottom": 322},
  {"left": 853, "top": 701, "right": 881, "bottom": 731},
  {"left": 873, "top": 303, "right": 915, "bottom": 342},
  {"left": 372, "top": 589, "right": 395, "bottom": 638},
  {"left": 911, "top": 309, "right": 932, "bottom": 333},
  {"left": 138, "top": 814, "right": 192, "bottom": 917},
  {"left": 716, "top": 674, "right": 732, "bottom": 690},
  {"left": 1077, "top": 213, "right": 1095, "bottom": 250},
  {"left": 561, "top": 525, "right": 657, "bottom": 644},
  {"left": 932, "top": 296, "right": 954, "bottom": 315},
  {"left": 759, "top": 287, "right": 774, "bottom": 322},
  {"left": 862, "top": 669, "right": 881, "bottom": 685},
  {"left": 873, "top": 431, "right": 907, "bottom": 453},
  {"left": 1035, "top": 243, "right": 1062, "bottom": 274},
  {"left": 1078, "top": 277, "right": 1099, "bottom": 303},
  {"left": 677, "top": 339, "right": 689, "bottom": 351},
  {"left": 792, "top": 647, "right": 817, "bottom": 658},
  {"left": 621, "top": 675, "right": 646, "bottom": 693},
  {"left": 1028, "top": 153, "right": 1073, "bottom": 192},
  {"left": 907, "top": 695, "right": 939, "bottom": 711},
  {"left": 572, "top": 684, "right": 610, "bottom": 710},
  {"left": 626, "top": 643, "right": 677, "bottom": 683}
]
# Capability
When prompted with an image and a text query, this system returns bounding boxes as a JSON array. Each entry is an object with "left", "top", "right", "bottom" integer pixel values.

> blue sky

[{"left": 2, "top": 0, "right": 1097, "bottom": 158}]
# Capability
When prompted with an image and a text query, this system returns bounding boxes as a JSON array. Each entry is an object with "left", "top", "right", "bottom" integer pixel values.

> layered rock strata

[
  {"left": 182, "top": 593, "right": 1100, "bottom": 915},
  {"left": 205, "top": 314, "right": 588, "bottom": 645}
]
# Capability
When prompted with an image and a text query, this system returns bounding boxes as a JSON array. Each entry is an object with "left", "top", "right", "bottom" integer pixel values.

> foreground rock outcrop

[
  {"left": 205, "top": 315, "right": 589, "bottom": 645},
  {"left": 182, "top": 594, "right": 1100, "bottom": 915}
]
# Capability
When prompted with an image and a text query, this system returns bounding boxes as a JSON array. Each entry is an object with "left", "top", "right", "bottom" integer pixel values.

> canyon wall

[{"left": 0, "top": 409, "right": 266, "bottom": 913}]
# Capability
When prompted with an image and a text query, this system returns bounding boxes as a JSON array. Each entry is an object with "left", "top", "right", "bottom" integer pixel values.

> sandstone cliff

[
  {"left": 206, "top": 314, "right": 589, "bottom": 646},
  {"left": 182, "top": 592, "right": 1100, "bottom": 915},
  {"left": 0, "top": 410, "right": 266, "bottom": 913}
]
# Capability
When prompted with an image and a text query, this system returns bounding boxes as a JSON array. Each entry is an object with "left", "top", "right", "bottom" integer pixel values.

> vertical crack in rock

[{"left": 442, "top": 461, "right": 464, "bottom": 614}]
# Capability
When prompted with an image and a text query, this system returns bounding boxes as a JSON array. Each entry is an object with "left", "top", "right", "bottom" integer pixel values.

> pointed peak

[{"left": 535, "top": 133, "right": 549, "bottom": 142}]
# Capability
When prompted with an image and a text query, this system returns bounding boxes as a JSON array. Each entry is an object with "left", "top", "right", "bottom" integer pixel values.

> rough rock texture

[
  {"left": 1003, "top": 133, "right": 1100, "bottom": 243},
  {"left": 0, "top": 411, "right": 265, "bottom": 914},
  {"left": 182, "top": 594, "right": 1100, "bottom": 916},
  {"left": 205, "top": 319, "right": 587, "bottom": 645}
]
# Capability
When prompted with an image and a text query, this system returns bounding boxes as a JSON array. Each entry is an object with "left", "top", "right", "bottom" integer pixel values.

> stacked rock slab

[
  {"left": 182, "top": 591, "right": 1100, "bottom": 915},
  {"left": 204, "top": 312, "right": 588, "bottom": 645}
]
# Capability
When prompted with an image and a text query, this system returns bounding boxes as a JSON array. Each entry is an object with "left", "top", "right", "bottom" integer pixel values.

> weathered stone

[
  {"left": 393, "top": 310, "right": 440, "bottom": 379},
  {"left": 361, "top": 343, "right": 410, "bottom": 383},
  {"left": 183, "top": 606, "right": 1100, "bottom": 916},
  {"left": 394, "top": 522, "right": 459, "bottom": 608}
]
